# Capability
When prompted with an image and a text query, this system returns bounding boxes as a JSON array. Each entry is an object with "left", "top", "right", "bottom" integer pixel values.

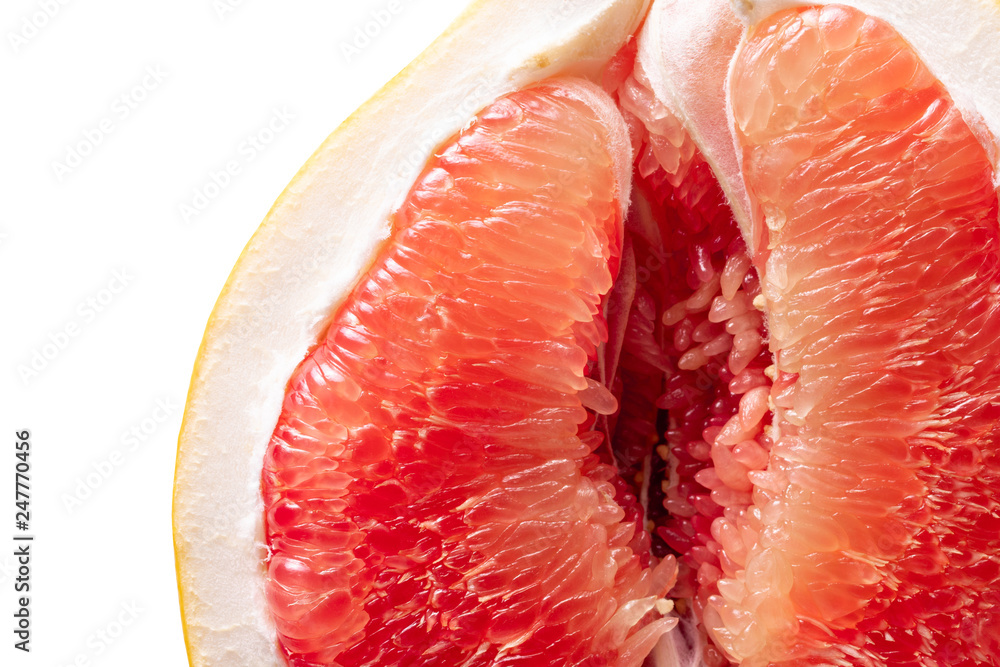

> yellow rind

[{"left": 173, "top": 1, "right": 647, "bottom": 665}]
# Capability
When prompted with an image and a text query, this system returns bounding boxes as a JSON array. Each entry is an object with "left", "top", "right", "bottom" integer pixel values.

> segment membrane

[{"left": 614, "top": 46, "right": 773, "bottom": 667}]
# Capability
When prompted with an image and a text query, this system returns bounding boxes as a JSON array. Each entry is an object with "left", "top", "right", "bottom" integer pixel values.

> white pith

[
  {"left": 173, "top": 1, "right": 648, "bottom": 665},
  {"left": 173, "top": 0, "right": 1000, "bottom": 665},
  {"left": 636, "top": 0, "right": 752, "bottom": 236}
]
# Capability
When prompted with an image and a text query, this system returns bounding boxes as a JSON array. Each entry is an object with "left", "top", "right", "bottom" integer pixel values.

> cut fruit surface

[
  {"left": 172, "top": 3, "right": 650, "bottom": 665},
  {"left": 706, "top": 5, "right": 1000, "bottom": 665},
  {"left": 174, "top": 1, "right": 1000, "bottom": 666},
  {"left": 612, "top": 29, "right": 775, "bottom": 667},
  {"left": 261, "top": 79, "right": 676, "bottom": 667}
]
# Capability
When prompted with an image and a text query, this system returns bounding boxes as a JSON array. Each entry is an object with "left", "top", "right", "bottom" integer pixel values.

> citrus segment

[
  {"left": 261, "top": 79, "right": 676, "bottom": 667},
  {"left": 174, "top": 1, "right": 1000, "bottom": 665},
  {"left": 614, "top": 47, "right": 772, "bottom": 667},
  {"left": 703, "top": 6, "right": 1000, "bottom": 665}
]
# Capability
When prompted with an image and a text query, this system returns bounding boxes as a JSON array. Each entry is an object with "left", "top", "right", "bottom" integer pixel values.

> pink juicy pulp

[
  {"left": 260, "top": 4, "right": 1000, "bottom": 667},
  {"left": 612, "top": 40, "right": 775, "bottom": 667},
  {"left": 707, "top": 6, "right": 1000, "bottom": 666},
  {"left": 261, "top": 82, "right": 675, "bottom": 667}
]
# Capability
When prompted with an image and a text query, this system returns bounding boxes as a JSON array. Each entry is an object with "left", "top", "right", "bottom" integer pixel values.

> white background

[{"left": 0, "top": 1, "right": 471, "bottom": 664}]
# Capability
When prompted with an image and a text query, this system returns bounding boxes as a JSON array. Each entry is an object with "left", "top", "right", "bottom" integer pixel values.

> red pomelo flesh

[
  {"left": 261, "top": 80, "right": 676, "bottom": 667},
  {"left": 706, "top": 6, "right": 1000, "bottom": 666},
  {"left": 257, "top": 6, "right": 1000, "bottom": 667},
  {"left": 613, "top": 39, "right": 773, "bottom": 667}
]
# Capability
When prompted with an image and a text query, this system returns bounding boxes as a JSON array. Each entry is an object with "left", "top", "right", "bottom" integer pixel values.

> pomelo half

[{"left": 173, "top": 0, "right": 1000, "bottom": 665}]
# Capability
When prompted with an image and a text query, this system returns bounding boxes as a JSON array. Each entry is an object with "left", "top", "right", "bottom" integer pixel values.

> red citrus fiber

[{"left": 174, "top": 1, "right": 1000, "bottom": 665}]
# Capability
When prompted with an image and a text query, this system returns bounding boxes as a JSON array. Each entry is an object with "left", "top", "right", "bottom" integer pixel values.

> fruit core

[{"left": 260, "top": 6, "right": 1000, "bottom": 666}]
